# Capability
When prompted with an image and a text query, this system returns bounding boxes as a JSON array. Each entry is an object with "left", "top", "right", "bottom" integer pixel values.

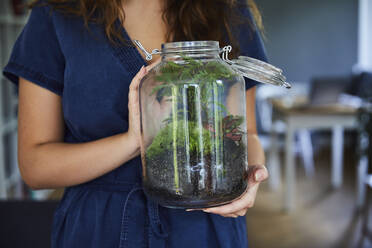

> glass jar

[{"left": 137, "top": 40, "right": 289, "bottom": 208}]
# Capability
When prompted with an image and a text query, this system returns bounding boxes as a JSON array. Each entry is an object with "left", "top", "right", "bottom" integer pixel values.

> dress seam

[{"left": 4, "top": 61, "right": 63, "bottom": 96}]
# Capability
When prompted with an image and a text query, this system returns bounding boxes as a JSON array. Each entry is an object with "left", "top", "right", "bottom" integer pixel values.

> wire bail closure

[
  {"left": 134, "top": 40, "right": 234, "bottom": 63},
  {"left": 133, "top": 40, "right": 161, "bottom": 61},
  {"left": 220, "top": 45, "right": 233, "bottom": 64}
]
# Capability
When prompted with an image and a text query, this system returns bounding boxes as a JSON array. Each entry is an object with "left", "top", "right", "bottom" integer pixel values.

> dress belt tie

[{"left": 118, "top": 185, "right": 169, "bottom": 248}]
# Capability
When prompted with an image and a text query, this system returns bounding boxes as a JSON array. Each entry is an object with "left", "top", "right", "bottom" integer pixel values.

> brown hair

[{"left": 29, "top": 0, "right": 263, "bottom": 55}]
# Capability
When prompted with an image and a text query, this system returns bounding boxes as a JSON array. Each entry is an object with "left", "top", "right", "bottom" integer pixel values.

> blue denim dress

[{"left": 3, "top": 3, "right": 267, "bottom": 248}]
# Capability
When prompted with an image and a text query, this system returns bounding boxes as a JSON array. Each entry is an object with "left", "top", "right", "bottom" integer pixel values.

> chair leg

[
  {"left": 298, "top": 129, "right": 315, "bottom": 178},
  {"left": 268, "top": 124, "right": 281, "bottom": 190},
  {"left": 285, "top": 124, "right": 296, "bottom": 212},
  {"left": 357, "top": 156, "right": 368, "bottom": 208},
  {"left": 0, "top": 134, "right": 7, "bottom": 199},
  {"left": 360, "top": 187, "right": 372, "bottom": 247},
  {"left": 332, "top": 125, "right": 344, "bottom": 188}
]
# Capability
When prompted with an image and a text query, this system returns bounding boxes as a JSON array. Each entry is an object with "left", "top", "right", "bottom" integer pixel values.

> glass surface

[{"left": 139, "top": 42, "right": 248, "bottom": 208}]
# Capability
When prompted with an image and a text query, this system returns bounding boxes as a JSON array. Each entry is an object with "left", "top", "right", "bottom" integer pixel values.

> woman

[{"left": 3, "top": 0, "right": 268, "bottom": 247}]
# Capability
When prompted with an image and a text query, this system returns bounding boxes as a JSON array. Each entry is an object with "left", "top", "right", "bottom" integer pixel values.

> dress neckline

[
  {"left": 108, "top": 19, "right": 148, "bottom": 79},
  {"left": 120, "top": 23, "right": 150, "bottom": 66}
]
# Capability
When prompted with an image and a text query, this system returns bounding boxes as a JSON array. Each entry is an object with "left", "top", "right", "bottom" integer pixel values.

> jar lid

[
  {"left": 229, "top": 56, "right": 290, "bottom": 88},
  {"left": 220, "top": 46, "right": 291, "bottom": 89},
  {"left": 134, "top": 40, "right": 291, "bottom": 89}
]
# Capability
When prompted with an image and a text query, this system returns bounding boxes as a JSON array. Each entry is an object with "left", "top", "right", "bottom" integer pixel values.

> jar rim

[{"left": 162, "top": 41, "right": 220, "bottom": 50}]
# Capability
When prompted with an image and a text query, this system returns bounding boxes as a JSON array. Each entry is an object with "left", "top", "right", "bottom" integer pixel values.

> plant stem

[
  {"left": 183, "top": 87, "right": 191, "bottom": 182},
  {"left": 213, "top": 83, "right": 224, "bottom": 182},
  {"left": 172, "top": 86, "right": 180, "bottom": 193}
]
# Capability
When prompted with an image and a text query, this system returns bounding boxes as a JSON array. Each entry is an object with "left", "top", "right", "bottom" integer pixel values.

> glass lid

[
  {"left": 229, "top": 56, "right": 290, "bottom": 88},
  {"left": 220, "top": 45, "right": 291, "bottom": 89}
]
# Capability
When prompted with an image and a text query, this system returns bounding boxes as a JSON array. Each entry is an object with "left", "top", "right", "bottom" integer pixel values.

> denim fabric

[{"left": 3, "top": 2, "right": 266, "bottom": 247}]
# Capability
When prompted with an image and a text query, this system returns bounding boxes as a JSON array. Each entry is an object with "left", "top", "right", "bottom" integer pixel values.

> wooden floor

[{"left": 246, "top": 133, "right": 372, "bottom": 248}]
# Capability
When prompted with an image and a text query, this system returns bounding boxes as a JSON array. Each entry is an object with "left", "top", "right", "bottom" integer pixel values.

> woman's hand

[
  {"left": 127, "top": 60, "right": 161, "bottom": 147},
  {"left": 127, "top": 65, "right": 147, "bottom": 147},
  {"left": 188, "top": 165, "right": 268, "bottom": 218}
]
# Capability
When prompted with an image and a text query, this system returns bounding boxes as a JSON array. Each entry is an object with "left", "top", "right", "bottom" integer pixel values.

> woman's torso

[{"left": 55, "top": 8, "right": 249, "bottom": 246}]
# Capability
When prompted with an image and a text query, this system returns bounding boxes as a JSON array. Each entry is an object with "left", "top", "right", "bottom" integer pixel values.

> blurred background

[{"left": 0, "top": 0, "right": 371, "bottom": 247}]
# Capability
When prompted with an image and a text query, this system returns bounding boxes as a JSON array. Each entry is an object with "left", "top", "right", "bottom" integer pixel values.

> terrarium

[{"left": 136, "top": 40, "right": 290, "bottom": 208}]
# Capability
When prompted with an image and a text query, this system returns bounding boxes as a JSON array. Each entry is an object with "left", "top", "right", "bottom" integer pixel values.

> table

[{"left": 268, "top": 98, "right": 358, "bottom": 212}]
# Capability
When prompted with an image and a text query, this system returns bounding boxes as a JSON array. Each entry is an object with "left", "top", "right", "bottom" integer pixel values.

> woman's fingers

[
  {"left": 201, "top": 165, "right": 269, "bottom": 216},
  {"left": 145, "top": 57, "right": 161, "bottom": 71},
  {"left": 235, "top": 209, "right": 248, "bottom": 217},
  {"left": 253, "top": 165, "right": 269, "bottom": 183},
  {"left": 245, "top": 165, "right": 269, "bottom": 187},
  {"left": 128, "top": 66, "right": 146, "bottom": 120},
  {"left": 131, "top": 59, "right": 161, "bottom": 97},
  {"left": 221, "top": 213, "right": 239, "bottom": 218},
  {"left": 129, "top": 66, "right": 147, "bottom": 92},
  {"left": 128, "top": 65, "right": 149, "bottom": 141},
  {"left": 220, "top": 210, "right": 246, "bottom": 218},
  {"left": 202, "top": 185, "right": 257, "bottom": 215}
]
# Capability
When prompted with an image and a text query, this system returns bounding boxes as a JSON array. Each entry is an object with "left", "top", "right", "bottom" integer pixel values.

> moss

[
  {"left": 146, "top": 120, "right": 212, "bottom": 159},
  {"left": 154, "top": 56, "right": 236, "bottom": 85}
]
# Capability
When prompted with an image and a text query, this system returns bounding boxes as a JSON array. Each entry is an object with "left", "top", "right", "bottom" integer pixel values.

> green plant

[{"left": 150, "top": 56, "right": 235, "bottom": 117}]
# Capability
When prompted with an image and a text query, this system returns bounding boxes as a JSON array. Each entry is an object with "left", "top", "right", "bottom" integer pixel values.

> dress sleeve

[
  {"left": 2, "top": 4, "right": 65, "bottom": 96},
  {"left": 234, "top": 2, "right": 268, "bottom": 91}
]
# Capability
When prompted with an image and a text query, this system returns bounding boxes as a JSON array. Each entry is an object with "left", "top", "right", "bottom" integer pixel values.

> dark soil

[{"left": 144, "top": 137, "right": 248, "bottom": 208}]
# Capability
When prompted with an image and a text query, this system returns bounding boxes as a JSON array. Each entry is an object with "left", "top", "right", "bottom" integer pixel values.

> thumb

[
  {"left": 253, "top": 165, "right": 269, "bottom": 182},
  {"left": 247, "top": 165, "right": 269, "bottom": 185}
]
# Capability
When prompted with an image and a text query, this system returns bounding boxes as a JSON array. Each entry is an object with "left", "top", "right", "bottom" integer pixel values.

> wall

[
  {"left": 358, "top": 0, "right": 372, "bottom": 71},
  {"left": 256, "top": 0, "right": 358, "bottom": 83}
]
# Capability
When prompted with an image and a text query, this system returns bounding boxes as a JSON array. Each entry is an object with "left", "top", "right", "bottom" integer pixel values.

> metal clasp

[
  {"left": 220, "top": 45, "right": 233, "bottom": 64},
  {"left": 133, "top": 40, "right": 161, "bottom": 61}
]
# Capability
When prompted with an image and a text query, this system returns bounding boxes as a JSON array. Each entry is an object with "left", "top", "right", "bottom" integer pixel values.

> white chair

[
  {"left": 256, "top": 83, "right": 315, "bottom": 190},
  {"left": 357, "top": 163, "right": 372, "bottom": 246}
]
